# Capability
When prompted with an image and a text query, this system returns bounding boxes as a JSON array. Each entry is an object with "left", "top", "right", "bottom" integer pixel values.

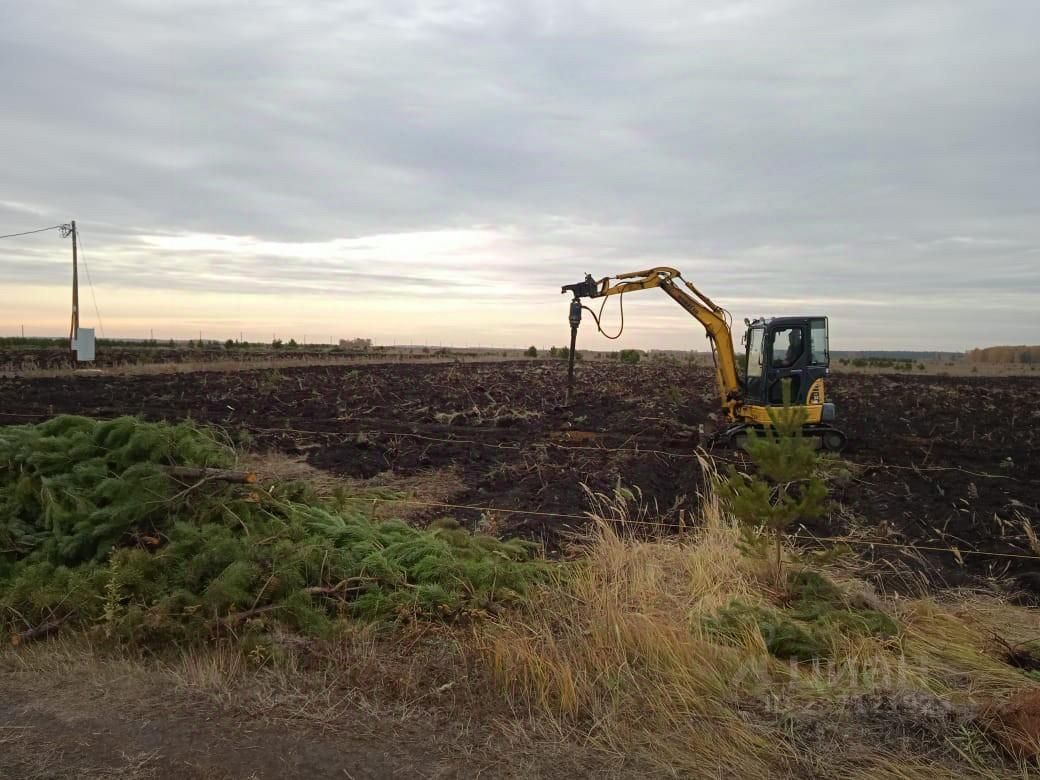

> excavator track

[{"left": 712, "top": 423, "right": 847, "bottom": 453}]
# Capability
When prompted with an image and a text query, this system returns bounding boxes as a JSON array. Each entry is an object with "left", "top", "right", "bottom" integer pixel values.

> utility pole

[
  {"left": 67, "top": 221, "right": 79, "bottom": 348},
  {"left": 56, "top": 221, "right": 79, "bottom": 361}
]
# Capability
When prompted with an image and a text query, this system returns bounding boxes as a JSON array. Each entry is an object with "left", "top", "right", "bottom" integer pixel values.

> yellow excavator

[{"left": 561, "top": 267, "right": 846, "bottom": 451}]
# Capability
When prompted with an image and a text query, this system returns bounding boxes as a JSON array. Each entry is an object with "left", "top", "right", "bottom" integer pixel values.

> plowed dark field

[{"left": 2, "top": 361, "right": 1038, "bottom": 593}]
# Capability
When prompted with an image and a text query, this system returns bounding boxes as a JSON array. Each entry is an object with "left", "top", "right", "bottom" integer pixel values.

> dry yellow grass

[
  {"left": 240, "top": 451, "right": 467, "bottom": 520},
  {"left": 478, "top": 487, "right": 790, "bottom": 776},
  {"left": 894, "top": 597, "right": 1040, "bottom": 699},
  {"left": 475, "top": 476, "right": 1040, "bottom": 777}
]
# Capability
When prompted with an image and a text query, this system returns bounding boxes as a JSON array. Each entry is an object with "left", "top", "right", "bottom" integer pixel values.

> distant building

[{"left": 339, "top": 338, "right": 372, "bottom": 350}]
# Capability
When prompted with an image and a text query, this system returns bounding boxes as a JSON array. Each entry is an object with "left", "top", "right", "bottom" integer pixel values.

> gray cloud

[{"left": 1, "top": 0, "right": 1039, "bottom": 349}]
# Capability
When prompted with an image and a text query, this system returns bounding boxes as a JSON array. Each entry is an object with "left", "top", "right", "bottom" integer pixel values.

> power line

[
  {"left": 0, "top": 220, "right": 106, "bottom": 339},
  {"left": 336, "top": 494, "right": 1040, "bottom": 562},
  {"left": 0, "top": 405, "right": 1034, "bottom": 563},
  {"left": 252, "top": 424, "right": 713, "bottom": 460},
  {"left": 0, "top": 224, "right": 65, "bottom": 240},
  {"left": 74, "top": 229, "right": 105, "bottom": 339},
  {"left": 788, "top": 533, "right": 1040, "bottom": 562}
]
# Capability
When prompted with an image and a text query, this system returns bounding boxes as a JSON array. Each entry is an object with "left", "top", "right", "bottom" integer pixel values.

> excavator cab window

[
  {"left": 744, "top": 326, "right": 766, "bottom": 400},
  {"left": 809, "top": 318, "right": 829, "bottom": 365},
  {"left": 771, "top": 326, "right": 805, "bottom": 368},
  {"left": 766, "top": 325, "right": 808, "bottom": 403}
]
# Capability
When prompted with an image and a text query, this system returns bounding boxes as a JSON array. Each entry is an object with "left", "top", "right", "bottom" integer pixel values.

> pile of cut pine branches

[{"left": 1, "top": 416, "right": 547, "bottom": 645}]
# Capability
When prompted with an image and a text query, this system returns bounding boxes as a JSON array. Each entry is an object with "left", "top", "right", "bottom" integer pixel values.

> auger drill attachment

[{"left": 561, "top": 275, "right": 595, "bottom": 404}]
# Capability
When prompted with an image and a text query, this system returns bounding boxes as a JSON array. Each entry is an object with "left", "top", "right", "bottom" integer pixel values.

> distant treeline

[
  {"left": 831, "top": 351, "right": 962, "bottom": 361},
  {"left": 967, "top": 346, "right": 1040, "bottom": 364},
  {"left": 0, "top": 337, "right": 336, "bottom": 351},
  {"left": 0, "top": 337, "right": 69, "bottom": 348}
]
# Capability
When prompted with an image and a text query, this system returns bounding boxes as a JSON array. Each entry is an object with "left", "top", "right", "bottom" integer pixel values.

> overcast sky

[{"left": 2, "top": 0, "right": 1038, "bottom": 350}]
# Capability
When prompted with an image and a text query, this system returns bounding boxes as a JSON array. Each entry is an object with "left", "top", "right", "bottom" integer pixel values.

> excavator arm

[{"left": 562, "top": 267, "right": 743, "bottom": 420}]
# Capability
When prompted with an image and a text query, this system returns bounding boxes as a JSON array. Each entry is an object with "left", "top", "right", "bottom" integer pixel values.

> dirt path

[
  {"left": 0, "top": 637, "right": 614, "bottom": 780},
  {"left": 0, "top": 676, "right": 440, "bottom": 779}
]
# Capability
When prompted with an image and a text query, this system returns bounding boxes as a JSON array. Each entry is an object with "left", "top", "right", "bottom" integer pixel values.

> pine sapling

[{"left": 721, "top": 380, "right": 828, "bottom": 583}]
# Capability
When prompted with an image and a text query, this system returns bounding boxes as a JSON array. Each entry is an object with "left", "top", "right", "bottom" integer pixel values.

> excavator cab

[
  {"left": 743, "top": 317, "right": 832, "bottom": 410},
  {"left": 741, "top": 316, "right": 842, "bottom": 449}
]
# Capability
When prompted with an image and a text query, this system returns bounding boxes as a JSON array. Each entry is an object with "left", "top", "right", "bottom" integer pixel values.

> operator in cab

[{"left": 774, "top": 328, "right": 804, "bottom": 367}]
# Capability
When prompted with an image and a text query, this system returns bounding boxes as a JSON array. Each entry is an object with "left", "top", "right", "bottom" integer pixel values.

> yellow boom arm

[{"left": 578, "top": 267, "right": 742, "bottom": 420}]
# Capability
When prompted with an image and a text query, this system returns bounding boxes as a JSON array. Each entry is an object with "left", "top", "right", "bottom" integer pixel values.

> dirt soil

[
  {"left": 0, "top": 679, "right": 423, "bottom": 779},
  {"left": 0, "top": 640, "right": 612, "bottom": 780},
  {"left": 1, "top": 360, "right": 1037, "bottom": 592}
]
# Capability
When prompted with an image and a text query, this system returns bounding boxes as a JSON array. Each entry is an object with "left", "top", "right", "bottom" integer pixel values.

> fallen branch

[
  {"left": 216, "top": 604, "right": 281, "bottom": 627},
  {"left": 163, "top": 466, "right": 259, "bottom": 503},
  {"left": 11, "top": 613, "right": 74, "bottom": 646},
  {"left": 165, "top": 466, "right": 257, "bottom": 484},
  {"left": 303, "top": 577, "right": 370, "bottom": 598},
  {"left": 863, "top": 462, "right": 1016, "bottom": 481}
]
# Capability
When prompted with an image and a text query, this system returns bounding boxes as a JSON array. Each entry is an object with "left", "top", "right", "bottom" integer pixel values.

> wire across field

[{"left": 0, "top": 358, "right": 1037, "bottom": 589}]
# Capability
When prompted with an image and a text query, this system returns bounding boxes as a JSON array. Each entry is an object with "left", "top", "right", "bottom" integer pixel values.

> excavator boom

[{"left": 563, "top": 267, "right": 742, "bottom": 419}]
